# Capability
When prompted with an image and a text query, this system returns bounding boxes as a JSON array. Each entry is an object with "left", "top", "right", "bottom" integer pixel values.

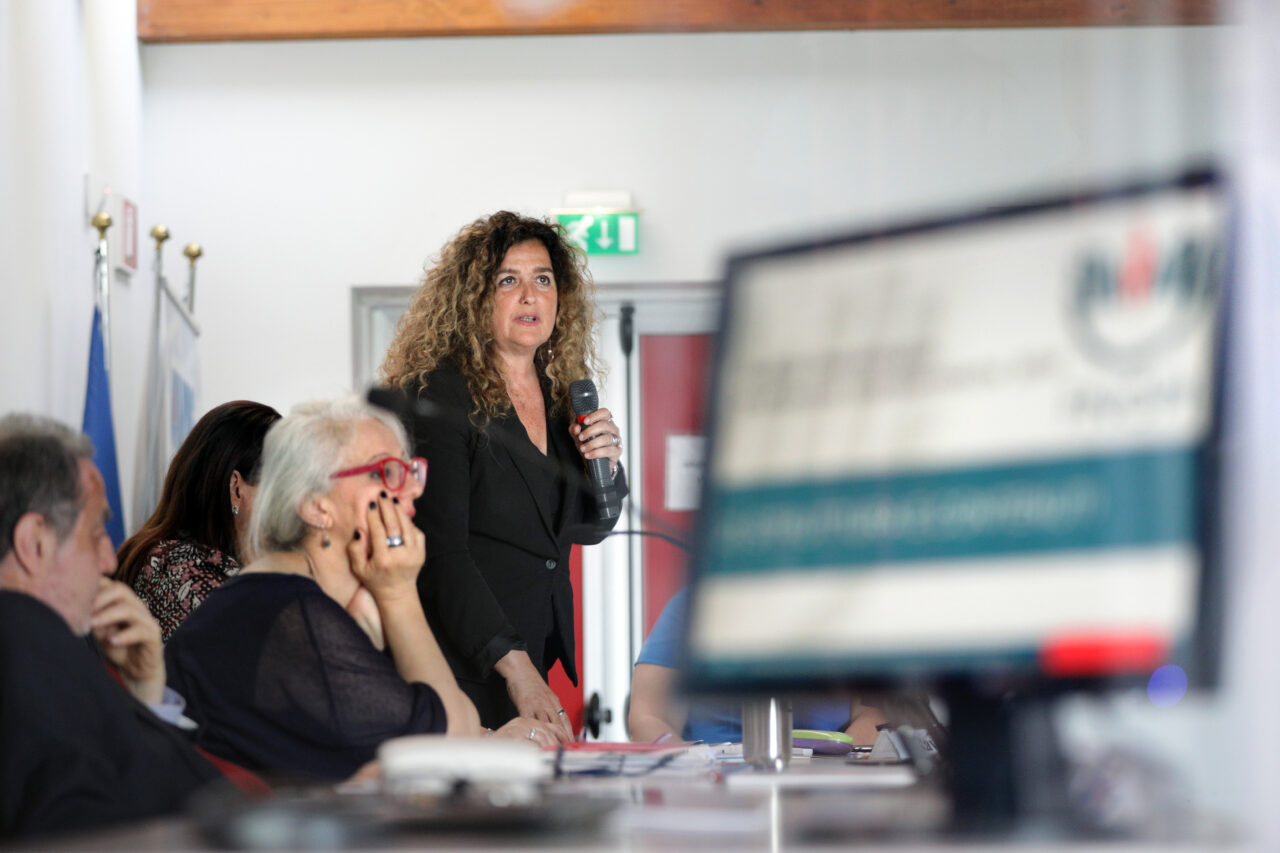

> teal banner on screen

[{"left": 705, "top": 447, "right": 1199, "bottom": 575}]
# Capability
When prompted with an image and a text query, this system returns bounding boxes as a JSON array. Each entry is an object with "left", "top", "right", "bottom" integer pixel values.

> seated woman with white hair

[{"left": 164, "top": 398, "right": 562, "bottom": 782}]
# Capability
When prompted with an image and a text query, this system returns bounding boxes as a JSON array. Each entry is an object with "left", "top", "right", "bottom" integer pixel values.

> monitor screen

[{"left": 685, "top": 171, "right": 1224, "bottom": 694}]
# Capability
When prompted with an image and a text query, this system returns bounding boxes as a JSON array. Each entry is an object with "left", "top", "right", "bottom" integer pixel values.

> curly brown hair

[{"left": 380, "top": 211, "right": 601, "bottom": 419}]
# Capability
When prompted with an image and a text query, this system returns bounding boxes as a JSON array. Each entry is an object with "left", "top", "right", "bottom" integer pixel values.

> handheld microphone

[{"left": 569, "top": 379, "right": 621, "bottom": 522}]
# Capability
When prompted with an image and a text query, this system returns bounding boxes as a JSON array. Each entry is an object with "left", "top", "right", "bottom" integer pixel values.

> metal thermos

[{"left": 742, "top": 696, "right": 792, "bottom": 771}]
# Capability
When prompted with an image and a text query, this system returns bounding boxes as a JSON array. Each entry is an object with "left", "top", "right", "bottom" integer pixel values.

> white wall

[
  {"left": 1, "top": 1, "right": 92, "bottom": 419},
  {"left": 0, "top": 0, "right": 146, "bottom": 524},
  {"left": 139, "top": 26, "right": 1222, "bottom": 417}
]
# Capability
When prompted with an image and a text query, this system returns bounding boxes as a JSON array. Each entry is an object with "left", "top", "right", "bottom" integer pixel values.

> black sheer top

[{"left": 165, "top": 573, "right": 446, "bottom": 781}]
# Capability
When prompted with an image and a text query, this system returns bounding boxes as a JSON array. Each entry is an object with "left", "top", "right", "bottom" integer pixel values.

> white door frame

[{"left": 582, "top": 282, "right": 721, "bottom": 741}]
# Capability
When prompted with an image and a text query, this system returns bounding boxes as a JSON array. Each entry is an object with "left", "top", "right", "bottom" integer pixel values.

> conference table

[{"left": 18, "top": 748, "right": 1235, "bottom": 851}]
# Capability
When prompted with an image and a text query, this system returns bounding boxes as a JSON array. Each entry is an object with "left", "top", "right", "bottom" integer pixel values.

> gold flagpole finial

[
  {"left": 184, "top": 243, "right": 202, "bottom": 267},
  {"left": 92, "top": 211, "right": 113, "bottom": 240},
  {"left": 150, "top": 225, "right": 170, "bottom": 246}
]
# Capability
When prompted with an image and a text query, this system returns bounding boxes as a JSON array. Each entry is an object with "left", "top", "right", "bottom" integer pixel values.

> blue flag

[{"left": 82, "top": 306, "right": 126, "bottom": 547}]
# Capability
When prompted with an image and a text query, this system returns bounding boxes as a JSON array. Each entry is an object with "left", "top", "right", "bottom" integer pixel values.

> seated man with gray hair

[{"left": 0, "top": 414, "right": 223, "bottom": 840}]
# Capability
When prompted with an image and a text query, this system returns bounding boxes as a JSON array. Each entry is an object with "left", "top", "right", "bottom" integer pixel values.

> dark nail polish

[
  {"left": 380, "top": 490, "right": 388, "bottom": 499},
  {"left": 353, "top": 530, "right": 361, "bottom": 541},
  {"left": 392, "top": 496, "right": 400, "bottom": 504},
  {"left": 369, "top": 501, "right": 377, "bottom": 509}
]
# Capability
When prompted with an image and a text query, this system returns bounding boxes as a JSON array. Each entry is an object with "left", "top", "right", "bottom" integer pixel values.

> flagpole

[
  {"left": 150, "top": 223, "right": 170, "bottom": 358},
  {"left": 91, "top": 211, "right": 112, "bottom": 375},
  {"left": 85, "top": 210, "right": 126, "bottom": 546},
  {"left": 184, "top": 242, "right": 202, "bottom": 313},
  {"left": 132, "top": 225, "right": 170, "bottom": 531},
  {"left": 149, "top": 225, "right": 200, "bottom": 335},
  {"left": 151, "top": 223, "right": 170, "bottom": 282}
]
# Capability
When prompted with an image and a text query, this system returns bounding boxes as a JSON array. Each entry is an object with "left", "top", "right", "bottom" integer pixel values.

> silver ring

[
  {"left": 385, "top": 535, "right": 404, "bottom": 548},
  {"left": 527, "top": 729, "right": 537, "bottom": 740},
  {"left": 557, "top": 709, "right": 567, "bottom": 716},
  {"left": 611, "top": 434, "right": 620, "bottom": 447}
]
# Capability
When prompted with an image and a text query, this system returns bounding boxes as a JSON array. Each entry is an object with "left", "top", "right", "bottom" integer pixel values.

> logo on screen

[{"left": 1068, "top": 226, "right": 1219, "bottom": 370}]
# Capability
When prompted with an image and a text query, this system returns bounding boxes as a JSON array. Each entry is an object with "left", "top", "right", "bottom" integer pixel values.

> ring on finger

[
  {"left": 611, "top": 434, "right": 620, "bottom": 447},
  {"left": 385, "top": 535, "right": 404, "bottom": 548},
  {"left": 557, "top": 709, "right": 567, "bottom": 717},
  {"left": 527, "top": 729, "right": 536, "bottom": 740}
]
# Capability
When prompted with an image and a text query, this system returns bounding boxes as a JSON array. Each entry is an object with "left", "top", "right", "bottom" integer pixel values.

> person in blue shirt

[{"left": 628, "top": 588, "right": 886, "bottom": 745}]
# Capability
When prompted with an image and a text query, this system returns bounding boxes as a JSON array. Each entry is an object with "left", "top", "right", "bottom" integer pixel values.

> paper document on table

[
  {"left": 550, "top": 743, "right": 709, "bottom": 776},
  {"left": 707, "top": 743, "right": 814, "bottom": 761}
]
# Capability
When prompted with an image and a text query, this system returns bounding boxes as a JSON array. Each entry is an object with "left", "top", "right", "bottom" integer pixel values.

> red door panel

[
  {"left": 551, "top": 331, "right": 713, "bottom": 729},
  {"left": 640, "top": 334, "right": 714, "bottom": 635}
]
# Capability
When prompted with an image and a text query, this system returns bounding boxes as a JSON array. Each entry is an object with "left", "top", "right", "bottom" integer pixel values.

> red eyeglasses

[{"left": 330, "top": 456, "right": 428, "bottom": 492}]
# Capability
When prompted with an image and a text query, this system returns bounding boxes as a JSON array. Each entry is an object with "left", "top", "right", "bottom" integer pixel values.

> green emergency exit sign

[{"left": 556, "top": 211, "right": 639, "bottom": 255}]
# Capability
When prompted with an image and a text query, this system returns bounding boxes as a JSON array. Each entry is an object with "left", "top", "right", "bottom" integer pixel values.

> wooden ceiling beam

[{"left": 138, "top": 1, "right": 1221, "bottom": 44}]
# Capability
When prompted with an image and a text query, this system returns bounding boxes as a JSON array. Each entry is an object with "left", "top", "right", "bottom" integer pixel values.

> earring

[
  {"left": 322, "top": 525, "right": 331, "bottom": 549},
  {"left": 231, "top": 504, "right": 239, "bottom": 516}
]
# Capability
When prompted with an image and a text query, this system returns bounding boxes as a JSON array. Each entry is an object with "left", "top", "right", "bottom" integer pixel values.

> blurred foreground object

[{"left": 686, "top": 168, "right": 1227, "bottom": 834}]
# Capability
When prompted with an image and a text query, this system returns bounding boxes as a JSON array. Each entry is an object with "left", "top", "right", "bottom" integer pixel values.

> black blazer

[
  {"left": 404, "top": 361, "right": 626, "bottom": 686},
  {"left": 0, "top": 591, "right": 221, "bottom": 840}
]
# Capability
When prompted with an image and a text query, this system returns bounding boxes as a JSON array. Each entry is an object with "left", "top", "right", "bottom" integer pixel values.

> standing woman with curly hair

[{"left": 381, "top": 211, "right": 626, "bottom": 738}]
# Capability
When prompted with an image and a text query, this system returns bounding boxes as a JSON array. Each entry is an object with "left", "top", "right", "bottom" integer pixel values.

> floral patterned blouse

[{"left": 131, "top": 538, "right": 241, "bottom": 643}]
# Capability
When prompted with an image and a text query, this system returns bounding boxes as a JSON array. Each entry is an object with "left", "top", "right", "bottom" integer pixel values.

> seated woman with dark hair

[
  {"left": 165, "top": 398, "right": 559, "bottom": 782},
  {"left": 116, "top": 400, "right": 281, "bottom": 641}
]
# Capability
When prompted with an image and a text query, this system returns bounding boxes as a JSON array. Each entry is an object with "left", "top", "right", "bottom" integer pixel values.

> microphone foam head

[{"left": 569, "top": 379, "right": 599, "bottom": 415}]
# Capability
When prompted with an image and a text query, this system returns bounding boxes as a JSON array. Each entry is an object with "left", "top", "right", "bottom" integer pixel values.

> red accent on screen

[
  {"left": 1039, "top": 632, "right": 1169, "bottom": 677},
  {"left": 1120, "top": 227, "right": 1156, "bottom": 302}
]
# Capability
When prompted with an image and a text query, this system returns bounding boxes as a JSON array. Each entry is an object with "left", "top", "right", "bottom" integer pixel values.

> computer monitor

[{"left": 684, "top": 170, "right": 1226, "bottom": 827}]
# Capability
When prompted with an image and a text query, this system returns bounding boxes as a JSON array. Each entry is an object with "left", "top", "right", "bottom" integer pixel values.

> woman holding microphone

[{"left": 381, "top": 211, "right": 626, "bottom": 738}]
